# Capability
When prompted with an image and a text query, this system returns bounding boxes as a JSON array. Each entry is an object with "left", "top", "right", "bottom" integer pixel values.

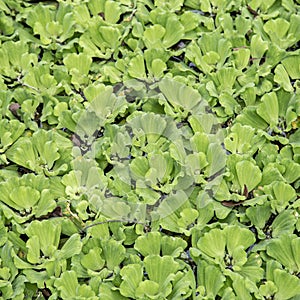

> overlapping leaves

[{"left": 0, "top": 0, "right": 299, "bottom": 298}]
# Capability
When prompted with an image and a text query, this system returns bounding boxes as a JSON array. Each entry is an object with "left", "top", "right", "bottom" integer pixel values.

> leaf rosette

[{"left": 72, "top": 78, "right": 226, "bottom": 229}]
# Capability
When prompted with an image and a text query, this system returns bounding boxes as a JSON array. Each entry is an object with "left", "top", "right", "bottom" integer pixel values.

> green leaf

[
  {"left": 2, "top": 41, "right": 28, "bottom": 67},
  {"left": 86, "top": 19, "right": 121, "bottom": 50},
  {"left": 161, "top": 235, "right": 187, "bottom": 257},
  {"left": 134, "top": 232, "right": 161, "bottom": 256},
  {"left": 101, "top": 199, "right": 132, "bottom": 220},
  {"left": 230, "top": 274, "right": 255, "bottom": 300},
  {"left": 6, "top": 138, "right": 37, "bottom": 171},
  {"left": 168, "top": 269, "right": 194, "bottom": 299},
  {"left": 150, "top": 58, "right": 167, "bottom": 77},
  {"left": 270, "top": 181, "right": 296, "bottom": 212},
  {"left": 26, "top": 4, "right": 54, "bottom": 44},
  {"left": 136, "top": 280, "right": 161, "bottom": 298},
  {"left": 26, "top": 220, "right": 61, "bottom": 257},
  {"left": 81, "top": 247, "right": 105, "bottom": 271},
  {"left": 259, "top": 281, "right": 278, "bottom": 298},
  {"left": 120, "top": 264, "right": 143, "bottom": 298},
  {"left": 0, "top": 12, "right": 14, "bottom": 36},
  {"left": 272, "top": 209, "right": 297, "bottom": 238},
  {"left": 237, "top": 253, "right": 264, "bottom": 283},
  {"left": 26, "top": 235, "right": 40, "bottom": 264},
  {"left": 64, "top": 51, "right": 91, "bottom": 74},
  {"left": 143, "top": 24, "right": 165, "bottom": 49},
  {"left": 35, "top": 189, "right": 56, "bottom": 218},
  {"left": 197, "top": 227, "right": 226, "bottom": 263},
  {"left": 273, "top": 269, "right": 300, "bottom": 299},
  {"left": 55, "top": 270, "right": 96, "bottom": 299},
  {"left": 214, "top": 67, "right": 238, "bottom": 94},
  {"left": 128, "top": 54, "right": 146, "bottom": 79},
  {"left": 162, "top": 15, "right": 185, "bottom": 48},
  {"left": 233, "top": 48, "right": 250, "bottom": 70},
  {"left": 10, "top": 186, "right": 40, "bottom": 210},
  {"left": 281, "top": 158, "right": 300, "bottom": 183},
  {"left": 236, "top": 160, "right": 262, "bottom": 192},
  {"left": 190, "top": 132, "right": 209, "bottom": 153},
  {"left": 197, "top": 263, "right": 226, "bottom": 298},
  {"left": 236, "top": 107, "right": 268, "bottom": 130},
  {"left": 101, "top": 239, "right": 126, "bottom": 270},
  {"left": 156, "top": 190, "right": 188, "bottom": 220},
  {"left": 246, "top": 204, "right": 271, "bottom": 231},
  {"left": 128, "top": 112, "right": 168, "bottom": 144},
  {"left": 263, "top": 18, "right": 291, "bottom": 49},
  {"left": 219, "top": 93, "right": 241, "bottom": 116},
  {"left": 154, "top": 0, "right": 184, "bottom": 11},
  {"left": 177, "top": 208, "right": 199, "bottom": 228},
  {"left": 257, "top": 92, "right": 279, "bottom": 128},
  {"left": 57, "top": 234, "right": 82, "bottom": 260},
  {"left": 147, "top": 152, "right": 174, "bottom": 184},
  {"left": 159, "top": 78, "right": 202, "bottom": 111},
  {"left": 63, "top": 53, "right": 92, "bottom": 85},
  {"left": 185, "top": 152, "right": 208, "bottom": 177},
  {"left": 250, "top": 34, "right": 269, "bottom": 60},
  {"left": 144, "top": 255, "right": 181, "bottom": 291},
  {"left": 0, "top": 119, "right": 25, "bottom": 154},
  {"left": 99, "top": 282, "right": 127, "bottom": 300},
  {"left": 224, "top": 123, "right": 265, "bottom": 155},
  {"left": 225, "top": 226, "right": 255, "bottom": 256},
  {"left": 32, "top": 130, "right": 61, "bottom": 170},
  {"left": 134, "top": 232, "right": 187, "bottom": 257},
  {"left": 267, "top": 234, "right": 300, "bottom": 273},
  {"left": 130, "top": 157, "right": 149, "bottom": 179},
  {"left": 189, "top": 114, "right": 218, "bottom": 134},
  {"left": 87, "top": 85, "right": 127, "bottom": 125},
  {"left": 104, "top": 1, "right": 122, "bottom": 23},
  {"left": 282, "top": 55, "right": 300, "bottom": 79},
  {"left": 274, "top": 64, "right": 294, "bottom": 92}
]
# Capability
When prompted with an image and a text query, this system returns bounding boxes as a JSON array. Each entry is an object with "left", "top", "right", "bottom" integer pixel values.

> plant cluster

[{"left": 0, "top": 0, "right": 299, "bottom": 299}]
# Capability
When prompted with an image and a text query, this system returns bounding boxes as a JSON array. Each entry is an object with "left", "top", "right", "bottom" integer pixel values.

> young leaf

[{"left": 136, "top": 280, "right": 161, "bottom": 299}]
